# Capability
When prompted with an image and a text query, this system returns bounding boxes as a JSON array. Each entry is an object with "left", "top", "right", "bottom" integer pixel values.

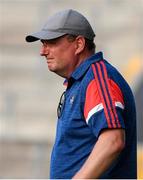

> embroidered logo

[{"left": 70, "top": 96, "right": 75, "bottom": 105}]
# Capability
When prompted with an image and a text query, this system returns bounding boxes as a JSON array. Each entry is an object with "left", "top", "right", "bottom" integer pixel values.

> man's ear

[{"left": 75, "top": 36, "right": 85, "bottom": 55}]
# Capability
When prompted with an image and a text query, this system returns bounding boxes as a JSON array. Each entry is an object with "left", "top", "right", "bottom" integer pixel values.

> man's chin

[
  {"left": 48, "top": 66, "right": 57, "bottom": 73},
  {"left": 47, "top": 64, "right": 55, "bottom": 71}
]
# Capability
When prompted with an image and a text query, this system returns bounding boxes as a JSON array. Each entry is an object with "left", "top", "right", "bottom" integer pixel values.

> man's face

[{"left": 40, "top": 35, "right": 78, "bottom": 78}]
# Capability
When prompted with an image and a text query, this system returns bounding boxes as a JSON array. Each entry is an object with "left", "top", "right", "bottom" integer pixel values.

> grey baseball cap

[{"left": 25, "top": 9, "right": 95, "bottom": 42}]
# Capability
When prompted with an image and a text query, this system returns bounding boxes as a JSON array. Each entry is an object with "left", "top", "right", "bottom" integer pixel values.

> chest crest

[{"left": 70, "top": 95, "right": 75, "bottom": 105}]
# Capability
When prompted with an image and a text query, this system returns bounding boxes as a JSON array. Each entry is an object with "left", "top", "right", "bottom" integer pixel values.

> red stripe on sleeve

[
  {"left": 92, "top": 64, "right": 112, "bottom": 128},
  {"left": 100, "top": 61, "right": 121, "bottom": 128},
  {"left": 96, "top": 62, "right": 117, "bottom": 128}
]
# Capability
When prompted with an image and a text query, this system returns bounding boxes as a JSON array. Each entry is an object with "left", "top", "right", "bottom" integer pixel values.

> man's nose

[{"left": 40, "top": 45, "right": 49, "bottom": 56}]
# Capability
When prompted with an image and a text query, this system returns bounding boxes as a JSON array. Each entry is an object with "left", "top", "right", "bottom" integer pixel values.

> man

[{"left": 25, "top": 9, "right": 137, "bottom": 179}]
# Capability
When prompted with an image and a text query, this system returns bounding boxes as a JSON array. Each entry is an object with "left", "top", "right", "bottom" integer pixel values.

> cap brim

[{"left": 25, "top": 30, "right": 66, "bottom": 42}]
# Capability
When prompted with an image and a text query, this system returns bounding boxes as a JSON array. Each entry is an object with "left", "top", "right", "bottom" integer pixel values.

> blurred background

[{"left": 0, "top": 0, "right": 142, "bottom": 178}]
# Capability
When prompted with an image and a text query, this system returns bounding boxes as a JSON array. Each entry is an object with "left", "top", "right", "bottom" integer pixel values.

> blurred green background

[{"left": 0, "top": 0, "right": 142, "bottom": 178}]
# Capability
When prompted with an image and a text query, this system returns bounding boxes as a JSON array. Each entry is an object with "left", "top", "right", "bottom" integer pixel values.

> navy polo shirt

[{"left": 50, "top": 52, "right": 137, "bottom": 179}]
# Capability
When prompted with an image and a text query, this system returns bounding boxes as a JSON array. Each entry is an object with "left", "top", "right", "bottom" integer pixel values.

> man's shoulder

[
  {"left": 82, "top": 59, "right": 121, "bottom": 81},
  {"left": 81, "top": 59, "right": 131, "bottom": 96}
]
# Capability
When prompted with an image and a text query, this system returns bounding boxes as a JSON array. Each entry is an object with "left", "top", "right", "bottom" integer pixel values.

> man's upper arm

[{"left": 84, "top": 61, "right": 125, "bottom": 137}]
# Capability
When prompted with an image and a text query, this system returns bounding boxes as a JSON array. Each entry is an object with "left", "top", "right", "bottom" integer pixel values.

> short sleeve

[{"left": 84, "top": 61, "right": 125, "bottom": 137}]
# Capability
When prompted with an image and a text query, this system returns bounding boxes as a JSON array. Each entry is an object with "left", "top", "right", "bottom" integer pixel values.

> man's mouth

[{"left": 46, "top": 57, "right": 53, "bottom": 63}]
